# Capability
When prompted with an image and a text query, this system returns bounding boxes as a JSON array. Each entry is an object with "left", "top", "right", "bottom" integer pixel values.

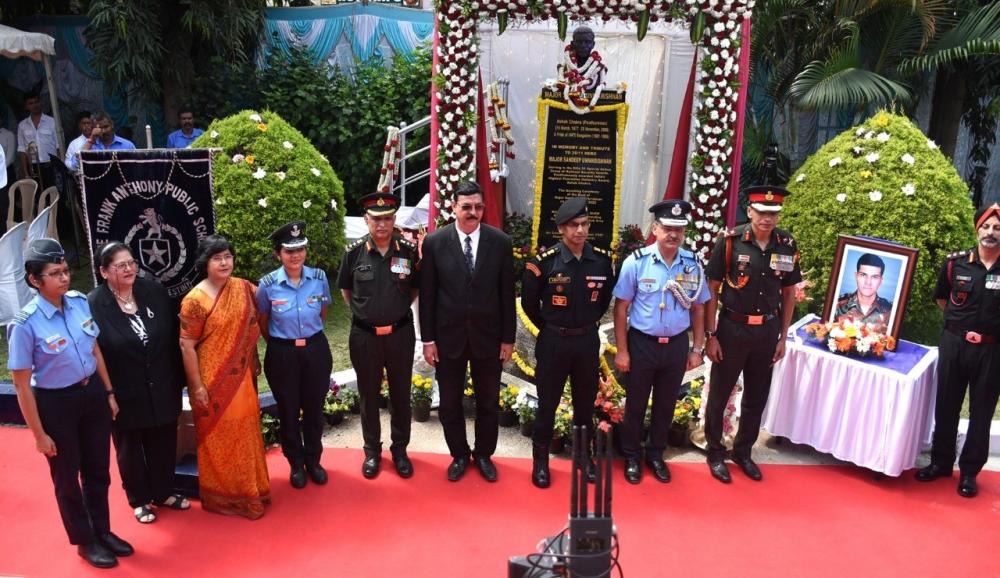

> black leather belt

[
  {"left": 722, "top": 307, "right": 779, "bottom": 326},
  {"left": 353, "top": 312, "right": 412, "bottom": 336},
  {"left": 546, "top": 324, "right": 594, "bottom": 336},
  {"left": 269, "top": 331, "right": 326, "bottom": 347},
  {"left": 32, "top": 377, "right": 91, "bottom": 394},
  {"left": 629, "top": 327, "right": 685, "bottom": 344},
  {"left": 945, "top": 323, "right": 997, "bottom": 344}
]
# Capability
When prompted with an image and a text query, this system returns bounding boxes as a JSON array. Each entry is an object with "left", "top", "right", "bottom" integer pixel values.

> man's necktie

[{"left": 464, "top": 235, "right": 474, "bottom": 274}]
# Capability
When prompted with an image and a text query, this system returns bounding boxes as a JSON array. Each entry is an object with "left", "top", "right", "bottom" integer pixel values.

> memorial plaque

[{"left": 532, "top": 97, "right": 628, "bottom": 252}]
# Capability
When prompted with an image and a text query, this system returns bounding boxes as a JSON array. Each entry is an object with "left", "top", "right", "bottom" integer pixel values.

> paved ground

[{"left": 321, "top": 408, "right": 1000, "bottom": 476}]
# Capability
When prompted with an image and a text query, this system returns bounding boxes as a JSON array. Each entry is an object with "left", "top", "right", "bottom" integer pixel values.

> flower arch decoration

[{"left": 434, "top": 0, "right": 753, "bottom": 256}]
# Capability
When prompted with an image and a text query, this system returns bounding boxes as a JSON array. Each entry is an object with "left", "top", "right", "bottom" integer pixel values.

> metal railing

[{"left": 394, "top": 115, "right": 431, "bottom": 206}]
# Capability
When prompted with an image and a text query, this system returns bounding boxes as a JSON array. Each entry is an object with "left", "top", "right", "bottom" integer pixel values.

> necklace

[{"left": 110, "top": 286, "right": 136, "bottom": 312}]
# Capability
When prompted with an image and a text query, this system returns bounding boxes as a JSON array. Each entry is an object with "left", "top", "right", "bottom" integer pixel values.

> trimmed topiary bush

[
  {"left": 193, "top": 110, "right": 346, "bottom": 280},
  {"left": 784, "top": 111, "right": 975, "bottom": 344}
]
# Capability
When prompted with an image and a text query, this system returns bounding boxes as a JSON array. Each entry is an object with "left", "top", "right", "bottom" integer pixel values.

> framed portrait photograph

[{"left": 822, "top": 235, "right": 919, "bottom": 341}]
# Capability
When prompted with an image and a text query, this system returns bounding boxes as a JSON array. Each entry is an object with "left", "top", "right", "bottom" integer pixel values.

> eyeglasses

[
  {"left": 39, "top": 268, "right": 72, "bottom": 279},
  {"left": 210, "top": 254, "right": 234, "bottom": 264},
  {"left": 109, "top": 259, "right": 137, "bottom": 272},
  {"left": 458, "top": 203, "right": 486, "bottom": 213}
]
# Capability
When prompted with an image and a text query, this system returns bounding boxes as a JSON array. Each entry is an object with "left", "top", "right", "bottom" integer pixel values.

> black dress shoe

[
  {"left": 290, "top": 467, "right": 307, "bottom": 489},
  {"left": 957, "top": 474, "right": 978, "bottom": 498},
  {"left": 475, "top": 456, "right": 498, "bottom": 482},
  {"left": 362, "top": 456, "right": 381, "bottom": 479},
  {"left": 532, "top": 444, "right": 550, "bottom": 488},
  {"left": 393, "top": 453, "right": 414, "bottom": 478},
  {"left": 915, "top": 463, "right": 953, "bottom": 482},
  {"left": 447, "top": 456, "right": 469, "bottom": 481},
  {"left": 708, "top": 459, "right": 732, "bottom": 484},
  {"left": 97, "top": 532, "right": 133, "bottom": 557},
  {"left": 731, "top": 455, "right": 763, "bottom": 481},
  {"left": 646, "top": 458, "right": 671, "bottom": 483},
  {"left": 306, "top": 464, "right": 328, "bottom": 485},
  {"left": 624, "top": 459, "right": 641, "bottom": 484},
  {"left": 77, "top": 543, "right": 117, "bottom": 569}
]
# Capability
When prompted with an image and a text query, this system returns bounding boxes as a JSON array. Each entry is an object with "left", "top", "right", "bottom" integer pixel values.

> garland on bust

[{"left": 434, "top": 0, "right": 754, "bottom": 257}]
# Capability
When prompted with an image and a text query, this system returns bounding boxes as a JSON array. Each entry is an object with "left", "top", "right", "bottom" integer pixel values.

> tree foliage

[
  {"left": 191, "top": 42, "right": 432, "bottom": 213},
  {"left": 83, "top": 0, "right": 268, "bottom": 103}
]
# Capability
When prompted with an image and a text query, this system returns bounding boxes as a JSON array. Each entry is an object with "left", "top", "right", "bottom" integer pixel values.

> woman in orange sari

[{"left": 179, "top": 235, "right": 270, "bottom": 519}]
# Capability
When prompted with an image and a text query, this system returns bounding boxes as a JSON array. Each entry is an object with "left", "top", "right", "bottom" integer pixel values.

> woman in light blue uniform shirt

[{"left": 7, "top": 239, "right": 133, "bottom": 569}]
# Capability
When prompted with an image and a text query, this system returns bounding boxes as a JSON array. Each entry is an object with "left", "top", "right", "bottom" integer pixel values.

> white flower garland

[{"left": 376, "top": 126, "right": 402, "bottom": 194}]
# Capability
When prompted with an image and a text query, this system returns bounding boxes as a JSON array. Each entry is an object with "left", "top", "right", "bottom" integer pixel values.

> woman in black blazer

[{"left": 88, "top": 242, "right": 189, "bottom": 524}]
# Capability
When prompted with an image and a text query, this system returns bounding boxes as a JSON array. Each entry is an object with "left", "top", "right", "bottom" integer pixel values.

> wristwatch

[
  {"left": 691, "top": 346, "right": 705, "bottom": 355},
  {"left": 705, "top": 330, "right": 716, "bottom": 339}
]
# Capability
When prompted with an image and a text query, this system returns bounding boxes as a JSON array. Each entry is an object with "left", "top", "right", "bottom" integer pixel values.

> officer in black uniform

[
  {"left": 521, "top": 197, "right": 615, "bottom": 488},
  {"left": 704, "top": 186, "right": 801, "bottom": 484},
  {"left": 338, "top": 192, "right": 420, "bottom": 480},
  {"left": 916, "top": 203, "right": 1000, "bottom": 498}
]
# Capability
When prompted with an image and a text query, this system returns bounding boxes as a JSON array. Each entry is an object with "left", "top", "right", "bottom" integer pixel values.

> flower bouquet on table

[{"left": 804, "top": 318, "right": 896, "bottom": 358}]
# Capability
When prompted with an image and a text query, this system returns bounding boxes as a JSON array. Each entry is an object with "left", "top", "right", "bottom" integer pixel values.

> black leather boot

[{"left": 532, "top": 444, "right": 551, "bottom": 488}]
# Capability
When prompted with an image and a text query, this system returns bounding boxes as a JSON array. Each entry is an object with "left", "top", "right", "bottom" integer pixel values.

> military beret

[
  {"left": 359, "top": 192, "right": 401, "bottom": 216},
  {"left": 555, "top": 197, "right": 588, "bottom": 226},
  {"left": 746, "top": 186, "right": 790, "bottom": 212},
  {"left": 269, "top": 220, "right": 308, "bottom": 250},
  {"left": 975, "top": 202, "right": 1000, "bottom": 230},
  {"left": 649, "top": 199, "right": 692, "bottom": 227},
  {"left": 24, "top": 238, "right": 65, "bottom": 265}
]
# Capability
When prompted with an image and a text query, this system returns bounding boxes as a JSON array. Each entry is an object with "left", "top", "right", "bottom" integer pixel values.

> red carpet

[{"left": 0, "top": 426, "right": 997, "bottom": 577}]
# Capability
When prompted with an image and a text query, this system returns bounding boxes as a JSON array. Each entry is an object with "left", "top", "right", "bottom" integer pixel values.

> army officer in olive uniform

[
  {"left": 704, "top": 186, "right": 801, "bottom": 484},
  {"left": 916, "top": 203, "right": 1000, "bottom": 498},
  {"left": 521, "top": 197, "right": 615, "bottom": 489},
  {"left": 338, "top": 192, "right": 420, "bottom": 480},
  {"left": 257, "top": 221, "right": 334, "bottom": 489}
]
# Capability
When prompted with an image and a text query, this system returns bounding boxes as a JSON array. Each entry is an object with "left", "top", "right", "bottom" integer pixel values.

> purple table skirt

[{"left": 793, "top": 326, "right": 931, "bottom": 376}]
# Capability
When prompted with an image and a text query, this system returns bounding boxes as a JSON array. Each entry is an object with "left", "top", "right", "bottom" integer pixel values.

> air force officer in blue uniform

[{"left": 612, "top": 201, "right": 709, "bottom": 485}]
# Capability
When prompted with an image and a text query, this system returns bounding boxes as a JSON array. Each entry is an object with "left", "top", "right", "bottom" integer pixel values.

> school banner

[{"left": 80, "top": 149, "right": 215, "bottom": 298}]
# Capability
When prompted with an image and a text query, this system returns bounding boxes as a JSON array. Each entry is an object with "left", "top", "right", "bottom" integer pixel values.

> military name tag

[
  {"left": 770, "top": 254, "right": 795, "bottom": 272},
  {"left": 271, "top": 299, "right": 288, "bottom": 306},
  {"left": 638, "top": 278, "right": 658, "bottom": 292},
  {"left": 390, "top": 257, "right": 411, "bottom": 275}
]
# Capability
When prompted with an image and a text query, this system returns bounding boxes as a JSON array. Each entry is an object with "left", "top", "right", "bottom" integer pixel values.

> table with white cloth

[{"left": 762, "top": 314, "right": 938, "bottom": 476}]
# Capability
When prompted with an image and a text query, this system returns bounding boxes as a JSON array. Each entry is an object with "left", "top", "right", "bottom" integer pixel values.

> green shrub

[
  {"left": 784, "top": 111, "right": 975, "bottom": 344},
  {"left": 193, "top": 109, "right": 346, "bottom": 280}
]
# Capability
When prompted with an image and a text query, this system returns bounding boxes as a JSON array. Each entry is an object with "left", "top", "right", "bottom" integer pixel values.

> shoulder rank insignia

[
  {"left": 538, "top": 246, "right": 559, "bottom": 260},
  {"left": 946, "top": 249, "right": 971, "bottom": 261},
  {"left": 66, "top": 290, "right": 86, "bottom": 299},
  {"left": 259, "top": 272, "right": 277, "bottom": 287},
  {"left": 11, "top": 303, "right": 36, "bottom": 325},
  {"left": 346, "top": 237, "right": 367, "bottom": 252},
  {"left": 593, "top": 246, "right": 612, "bottom": 259}
]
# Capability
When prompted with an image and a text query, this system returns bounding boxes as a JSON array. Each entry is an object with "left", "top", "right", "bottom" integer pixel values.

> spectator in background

[
  {"left": 83, "top": 113, "right": 136, "bottom": 153},
  {"left": 1, "top": 121, "right": 14, "bottom": 219},
  {"left": 65, "top": 111, "right": 93, "bottom": 172},
  {"left": 17, "top": 92, "right": 59, "bottom": 189},
  {"left": 166, "top": 108, "right": 204, "bottom": 149}
]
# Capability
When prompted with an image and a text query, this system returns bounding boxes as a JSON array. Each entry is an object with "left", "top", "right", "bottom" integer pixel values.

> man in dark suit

[{"left": 420, "top": 181, "right": 516, "bottom": 482}]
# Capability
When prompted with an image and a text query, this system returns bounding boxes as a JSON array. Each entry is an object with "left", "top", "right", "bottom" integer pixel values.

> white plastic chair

[
  {"left": 27, "top": 204, "right": 55, "bottom": 247},
  {"left": 36, "top": 187, "right": 59, "bottom": 241},
  {"left": 0, "top": 222, "right": 32, "bottom": 326},
  {"left": 6, "top": 178, "right": 37, "bottom": 231}
]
